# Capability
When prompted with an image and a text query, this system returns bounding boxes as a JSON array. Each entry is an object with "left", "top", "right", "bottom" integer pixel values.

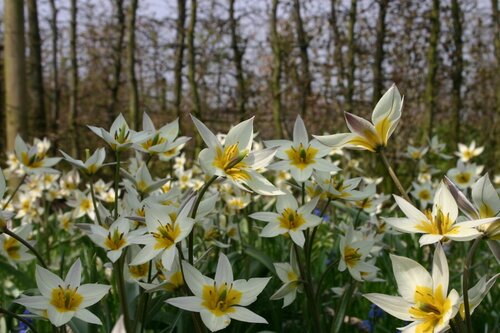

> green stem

[
  {"left": 463, "top": 237, "right": 482, "bottom": 333},
  {"left": 114, "top": 257, "right": 131, "bottom": 333},
  {"left": 89, "top": 176, "right": 102, "bottom": 225},
  {"left": 188, "top": 175, "right": 218, "bottom": 264},
  {"left": 0, "top": 307, "right": 39, "bottom": 333},
  {"left": 1, "top": 227, "right": 48, "bottom": 268},
  {"left": 2, "top": 174, "right": 27, "bottom": 210},
  {"left": 378, "top": 150, "right": 412, "bottom": 202},
  {"left": 114, "top": 151, "right": 121, "bottom": 220},
  {"left": 293, "top": 243, "right": 322, "bottom": 332},
  {"left": 136, "top": 261, "right": 153, "bottom": 333},
  {"left": 330, "top": 280, "right": 356, "bottom": 333}
]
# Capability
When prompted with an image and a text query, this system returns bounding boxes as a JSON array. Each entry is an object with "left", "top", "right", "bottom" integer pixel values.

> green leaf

[{"left": 243, "top": 245, "right": 276, "bottom": 275}]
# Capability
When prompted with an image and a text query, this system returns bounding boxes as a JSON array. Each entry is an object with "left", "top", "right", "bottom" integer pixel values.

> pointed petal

[
  {"left": 64, "top": 259, "right": 82, "bottom": 288},
  {"left": 182, "top": 261, "right": 206, "bottom": 297},
  {"left": 225, "top": 117, "right": 254, "bottom": 151},
  {"left": 200, "top": 310, "right": 231, "bottom": 332},
  {"left": 228, "top": 306, "right": 267, "bottom": 324},
  {"left": 432, "top": 244, "right": 449, "bottom": 299},
  {"left": 393, "top": 195, "right": 428, "bottom": 223},
  {"left": 363, "top": 293, "right": 413, "bottom": 321},
  {"left": 215, "top": 253, "right": 233, "bottom": 285},
  {"left": 433, "top": 183, "right": 458, "bottom": 223},
  {"left": 390, "top": 254, "right": 432, "bottom": 303},
  {"left": 191, "top": 115, "right": 220, "bottom": 148},
  {"left": 36, "top": 265, "right": 64, "bottom": 298},
  {"left": 444, "top": 176, "right": 479, "bottom": 219},
  {"left": 78, "top": 284, "right": 111, "bottom": 308},
  {"left": 48, "top": 306, "right": 74, "bottom": 327},
  {"left": 75, "top": 308, "right": 102, "bottom": 325},
  {"left": 166, "top": 296, "right": 204, "bottom": 312},
  {"left": 293, "top": 115, "right": 308, "bottom": 146},
  {"left": 14, "top": 295, "right": 49, "bottom": 310}
]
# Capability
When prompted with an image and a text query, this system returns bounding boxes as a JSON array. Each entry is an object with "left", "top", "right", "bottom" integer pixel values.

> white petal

[
  {"left": 48, "top": 306, "right": 74, "bottom": 327},
  {"left": 249, "top": 212, "right": 279, "bottom": 223},
  {"left": 233, "top": 277, "right": 271, "bottom": 306},
  {"left": 363, "top": 293, "right": 413, "bottom": 321},
  {"left": 228, "top": 306, "right": 268, "bottom": 324},
  {"left": 182, "top": 261, "right": 206, "bottom": 296},
  {"left": 78, "top": 284, "right": 111, "bottom": 308},
  {"left": 161, "top": 247, "right": 177, "bottom": 271},
  {"left": 129, "top": 245, "right": 162, "bottom": 266},
  {"left": 36, "top": 265, "right": 64, "bottom": 298},
  {"left": 276, "top": 193, "right": 298, "bottom": 213},
  {"left": 383, "top": 217, "right": 421, "bottom": 233},
  {"left": 225, "top": 117, "right": 254, "bottom": 151},
  {"left": 289, "top": 230, "right": 305, "bottom": 247},
  {"left": 313, "top": 133, "right": 356, "bottom": 148},
  {"left": 433, "top": 183, "right": 458, "bottom": 223},
  {"left": 390, "top": 254, "right": 432, "bottom": 303},
  {"left": 393, "top": 195, "right": 428, "bottom": 223},
  {"left": 260, "top": 223, "right": 284, "bottom": 238},
  {"left": 431, "top": 244, "right": 449, "bottom": 299},
  {"left": 418, "top": 234, "right": 444, "bottom": 246},
  {"left": 15, "top": 295, "right": 49, "bottom": 310},
  {"left": 200, "top": 310, "right": 231, "bottom": 332},
  {"left": 191, "top": 115, "right": 220, "bottom": 148},
  {"left": 293, "top": 115, "right": 308, "bottom": 146},
  {"left": 64, "top": 258, "right": 82, "bottom": 288},
  {"left": 75, "top": 308, "right": 102, "bottom": 325},
  {"left": 215, "top": 253, "right": 233, "bottom": 285},
  {"left": 166, "top": 296, "right": 204, "bottom": 312}
]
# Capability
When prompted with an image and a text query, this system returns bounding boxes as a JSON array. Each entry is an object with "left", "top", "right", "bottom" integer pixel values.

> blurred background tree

[{"left": 0, "top": 0, "right": 498, "bottom": 173}]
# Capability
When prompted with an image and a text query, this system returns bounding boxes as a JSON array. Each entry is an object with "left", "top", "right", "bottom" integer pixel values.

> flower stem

[
  {"left": 330, "top": 279, "right": 356, "bottom": 333},
  {"left": 114, "top": 151, "right": 121, "bottom": 220},
  {"left": 114, "top": 257, "right": 131, "bottom": 333},
  {"left": 463, "top": 237, "right": 482, "bottom": 333},
  {"left": 1, "top": 227, "right": 48, "bottom": 268},
  {"left": 293, "top": 243, "right": 322, "bottom": 332},
  {"left": 2, "top": 174, "right": 27, "bottom": 210},
  {"left": 188, "top": 175, "right": 218, "bottom": 264},
  {"left": 378, "top": 150, "right": 412, "bottom": 202},
  {"left": 89, "top": 176, "right": 102, "bottom": 226},
  {"left": 0, "top": 307, "right": 39, "bottom": 333}
]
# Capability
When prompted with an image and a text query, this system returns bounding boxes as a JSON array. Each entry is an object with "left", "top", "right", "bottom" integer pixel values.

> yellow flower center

[
  {"left": 103, "top": 229, "right": 126, "bottom": 250},
  {"left": 164, "top": 271, "right": 184, "bottom": 291},
  {"left": 416, "top": 209, "right": 458, "bottom": 235},
  {"left": 213, "top": 144, "right": 250, "bottom": 181},
  {"left": 129, "top": 263, "right": 149, "bottom": 279},
  {"left": 3, "top": 237, "right": 21, "bottom": 260},
  {"left": 153, "top": 223, "right": 181, "bottom": 249},
  {"left": 287, "top": 271, "right": 298, "bottom": 282},
  {"left": 419, "top": 190, "right": 431, "bottom": 201},
  {"left": 80, "top": 199, "right": 92, "bottom": 212},
  {"left": 21, "top": 151, "right": 44, "bottom": 168},
  {"left": 455, "top": 172, "right": 471, "bottom": 185},
  {"left": 285, "top": 143, "right": 318, "bottom": 170},
  {"left": 201, "top": 283, "right": 242, "bottom": 316},
  {"left": 409, "top": 285, "right": 451, "bottom": 332},
  {"left": 343, "top": 246, "right": 362, "bottom": 268},
  {"left": 50, "top": 286, "right": 83, "bottom": 312},
  {"left": 278, "top": 208, "right": 306, "bottom": 231},
  {"left": 141, "top": 134, "right": 167, "bottom": 151}
]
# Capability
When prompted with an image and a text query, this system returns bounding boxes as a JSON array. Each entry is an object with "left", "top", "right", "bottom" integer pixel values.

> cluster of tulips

[{"left": 0, "top": 85, "right": 498, "bottom": 333}]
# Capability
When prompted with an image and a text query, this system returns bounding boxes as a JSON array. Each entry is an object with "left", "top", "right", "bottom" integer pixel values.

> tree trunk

[
  {"left": 424, "top": 0, "right": 440, "bottom": 140},
  {"left": 127, "top": 0, "right": 139, "bottom": 129},
  {"left": 345, "top": 0, "right": 357, "bottom": 114},
  {"left": 330, "top": 0, "right": 345, "bottom": 100},
  {"left": 174, "top": 0, "right": 187, "bottom": 121},
  {"left": 270, "top": 0, "right": 284, "bottom": 138},
  {"left": 229, "top": 0, "right": 247, "bottom": 121},
  {"left": 49, "top": 0, "right": 60, "bottom": 146},
  {"left": 27, "top": 0, "right": 46, "bottom": 139},
  {"left": 293, "top": 0, "right": 311, "bottom": 116},
  {"left": 69, "top": 0, "right": 79, "bottom": 156},
  {"left": 4, "top": 0, "right": 28, "bottom": 150},
  {"left": 492, "top": 0, "right": 500, "bottom": 173},
  {"left": 187, "top": 0, "right": 202, "bottom": 148},
  {"left": 108, "top": 0, "right": 126, "bottom": 126},
  {"left": 451, "top": 0, "right": 463, "bottom": 147},
  {"left": 372, "top": 0, "right": 389, "bottom": 106}
]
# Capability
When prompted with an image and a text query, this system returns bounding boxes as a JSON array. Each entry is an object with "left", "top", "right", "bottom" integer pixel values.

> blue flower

[
  {"left": 368, "top": 303, "right": 384, "bottom": 319},
  {"left": 313, "top": 208, "right": 329, "bottom": 221},
  {"left": 18, "top": 310, "right": 33, "bottom": 333},
  {"left": 359, "top": 319, "right": 374, "bottom": 333}
]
